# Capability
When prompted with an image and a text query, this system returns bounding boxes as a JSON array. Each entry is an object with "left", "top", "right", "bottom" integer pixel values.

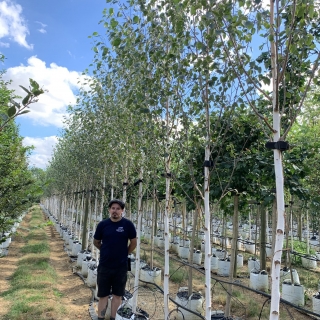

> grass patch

[
  {"left": 20, "top": 242, "right": 49, "bottom": 254},
  {"left": 53, "top": 288, "right": 64, "bottom": 298},
  {"left": 170, "top": 269, "right": 188, "bottom": 284},
  {"left": 298, "top": 270, "right": 318, "bottom": 291},
  {"left": 18, "top": 255, "right": 50, "bottom": 267},
  {"left": 232, "top": 290, "right": 242, "bottom": 298},
  {"left": 4, "top": 301, "right": 39, "bottom": 319},
  {"left": 213, "top": 293, "right": 226, "bottom": 306},
  {"left": 247, "top": 299, "right": 260, "bottom": 317}
]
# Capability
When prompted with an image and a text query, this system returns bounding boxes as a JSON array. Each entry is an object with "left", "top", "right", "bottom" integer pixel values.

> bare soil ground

[{"left": 45, "top": 223, "right": 92, "bottom": 320}]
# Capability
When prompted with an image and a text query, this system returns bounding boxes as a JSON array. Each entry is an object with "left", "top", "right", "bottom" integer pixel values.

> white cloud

[
  {"left": 3, "top": 56, "right": 89, "bottom": 127},
  {"left": 35, "top": 20, "right": 47, "bottom": 34},
  {"left": 0, "top": 41, "right": 10, "bottom": 47},
  {"left": 23, "top": 136, "right": 58, "bottom": 169},
  {"left": 0, "top": 0, "right": 33, "bottom": 49},
  {"left": 35, "top": 20, "right": 46, "bottom": 28},
  {"left": 67, "top": 50, "right": 75, "bottom": 58}
]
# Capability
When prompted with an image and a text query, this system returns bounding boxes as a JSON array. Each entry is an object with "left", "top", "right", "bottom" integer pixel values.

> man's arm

[
  {"left": 128, "top": 237, "right": 137, "bottom": 254},
  {"left": 93, "top": 238, "right": 102, "bottom": 250}
]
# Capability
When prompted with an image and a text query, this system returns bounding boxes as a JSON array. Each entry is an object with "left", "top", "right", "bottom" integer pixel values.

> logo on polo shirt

[{"left": 116, "top": 227, "right": 124, "bottom": 232}]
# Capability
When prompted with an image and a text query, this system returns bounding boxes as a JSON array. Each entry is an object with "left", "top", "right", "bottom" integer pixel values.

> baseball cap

[{"left": 108, "top": 199, "right": 125, "bottom": 209}]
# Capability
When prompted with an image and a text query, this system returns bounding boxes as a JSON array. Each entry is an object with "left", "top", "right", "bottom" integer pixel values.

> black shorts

[{"left": 97, "top": 264, "right": 127, "bottom": 297}]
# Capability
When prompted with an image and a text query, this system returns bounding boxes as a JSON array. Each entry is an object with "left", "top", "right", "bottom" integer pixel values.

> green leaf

[
  {"left": 19, "top": 85, "right": 31, "bottom": 94},
  {"left": 7, "top": 106, "right": 16, "bottom": 117},
  {"left": 309, "top": 6, "right": 314, "bottom": 18},
  {"left": 112, "top": 38, "right": 121, "bottom": 47},
  {"left": 176, "top": 19, "right": 184, "bottom": 33},
  {"left": 19, "top": 110, "right": 31, "bottom": 115},
  {"left": 195, "top": 41, "right": 203, "bottom": 49},
  {"left": 92, "top": 31, "right": 99, "bottom": 36},
  {"left": 29, "top": 78, "right": 39, "bottom": 90},
  {"left": 22, "top": 94, "right": 31, "bottom": 105},
  {"left": 10, "top": 99, "right": 21, "bottom": 109},
  {"left": 32, "top": 89, "right": 44, "bottom": 97},
  {"left": 102, "top": 47, "right": 108, "bottom": 57},
  {"left": 93, "top": 47, "right": 98, "bottom": 53},
  {"left": 140, "top": 108, "right": 149, "bottom": 113},
  {"left": 111, "top": 19, "right": 118, "bottom": 28},
  {"left": 109, "top": 7, "right": 114, "bottom": 15},
  {"left": 133, "top": 16, "right": 139, "bottom": 24}
]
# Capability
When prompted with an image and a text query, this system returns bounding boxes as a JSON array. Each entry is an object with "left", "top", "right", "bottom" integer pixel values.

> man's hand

[
  {"left": 93, "top": 238, "right": 102, "bottom": 250},
  {"left": 128, "top": 238, "right": 137, "bottom": 254}
]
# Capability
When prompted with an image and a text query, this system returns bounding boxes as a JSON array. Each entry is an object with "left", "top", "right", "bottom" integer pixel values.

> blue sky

[{"left": 0, "top": 0, "right": 108, "bottom": 168}]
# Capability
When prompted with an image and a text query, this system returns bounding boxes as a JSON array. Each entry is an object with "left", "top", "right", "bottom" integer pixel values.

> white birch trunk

[
  {"left": 163, "top": 170, "right": 170, "bottom": 320},
  {"left": 71, "top": 191, "right": 76, "bottom": 235},
  {"left": 75, "top": 193, "right": 80, "bottom": 241},
  {"left": 92, "top": 189, "right": 98, "bottom": 257},
  {"left": 110, "top": 164, "right": 114, "bottom": 200},
  {"left": 78, "top": 192, "right": 85, "bottom": 243},
  {"left": 271, "top": 198, "right": 277, "bottom": 274},
  {"left": 306, "top": 210, "right": 310, "bottom": 255},
  {"left": 163, "top": 95, "right": 171, "bottom": 319},
  {"left": 225, "top": 195, "right": 239, "bottom": 316},
  {"left": 270, "top": 147, "right": 285, "bottom": 319},
  {"left": 123, "top": 147, "right": 129, "bottom": 207},
  {"left": 290, "top": 207, "right": 294, "bottom": 252},
  {"left": 86, "top": 192, "right": 92, "bottom": 250},
  {"left": 204, "top": 92, "right": 212, "bottom": 320},
  {"left": 151, "top": 189, "right": 156, "bottom": 269},
  {"left": 132, "top": 168, "right": 143, "bottom": 314},
  {"left": 269, "top": 1, "right": 286, "bottom": 317},
  {"left": 61, "top": 196, "right": 65, "bottom": 225},
  {"left": 249, "top": 207, "right": 252, "bottom": 241},
  {"left": 101, "top": 166, "right": 106, "bottom": 222}
]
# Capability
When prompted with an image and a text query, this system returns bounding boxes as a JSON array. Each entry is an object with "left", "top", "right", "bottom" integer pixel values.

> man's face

[{"left": 109, "top": 203, "right": 123, "bottom": 221}]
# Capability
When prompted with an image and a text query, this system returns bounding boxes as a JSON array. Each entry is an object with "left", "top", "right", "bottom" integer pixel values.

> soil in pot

[
  {"left": 117, "top": 306, "right": 133, "bottom": 319},
  {"left": 141, "top": 265, "right": 160, "bottom": 272},
  {"left": 176, "top": 291, "right": 202, "bottom": 300},
  {"left": 134, "top": 308, "right": 149, "bottom": 319},
  {"left": 177, "top": 291, "right": 189, "bottom": 300},
  {"left": 123, "top": 290, "right": 133, "bottom": 300}
]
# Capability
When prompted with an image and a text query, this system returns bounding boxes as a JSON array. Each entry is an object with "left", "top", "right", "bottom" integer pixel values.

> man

[{"left": 93, "top": 199, "right": 137, "bottom": 320}]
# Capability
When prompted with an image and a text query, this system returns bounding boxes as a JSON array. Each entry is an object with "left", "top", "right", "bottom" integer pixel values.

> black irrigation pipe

[{"left": 144, "top": 246, "right": 320, "bottom": 319}]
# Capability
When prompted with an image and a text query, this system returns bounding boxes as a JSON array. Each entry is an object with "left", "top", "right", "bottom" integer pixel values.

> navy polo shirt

[{"left": 94, "top": 217, "right": 136, "bottom": 269}]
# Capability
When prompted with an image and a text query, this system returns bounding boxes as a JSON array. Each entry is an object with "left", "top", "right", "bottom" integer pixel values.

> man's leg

[
  {"left": 110, "top": 294, "right": 122, "bottom": 319},
  {"left": 97, "top": 296, "right": 109, "bottom": 320}
]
